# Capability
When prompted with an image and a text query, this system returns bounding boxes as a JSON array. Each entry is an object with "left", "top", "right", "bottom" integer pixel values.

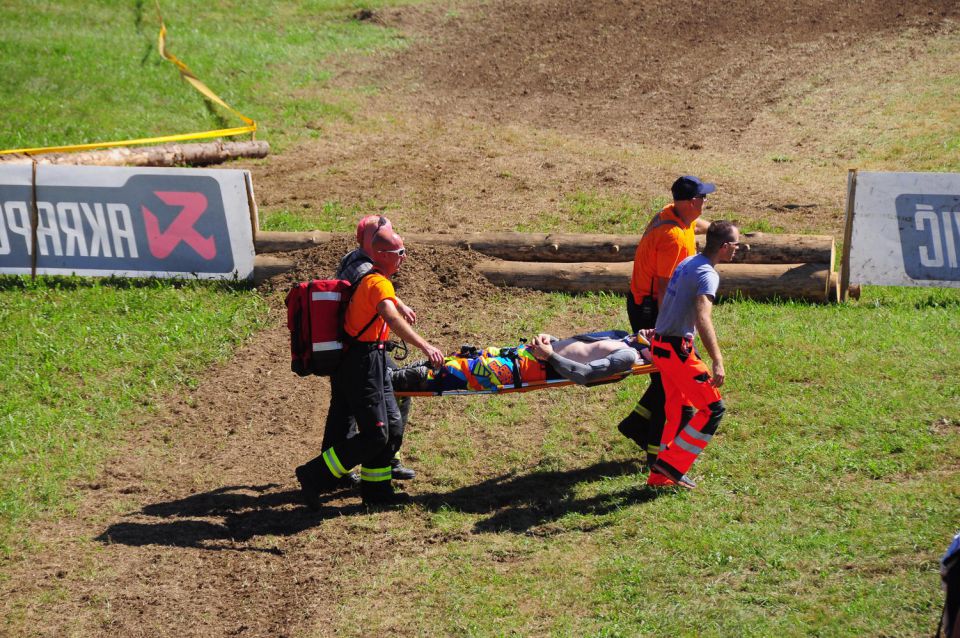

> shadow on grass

[
  {"left": 95, "top": 483, "right": 363, "bottom": 554},
  {"left": 416, "top": 459, "right": 664, "bottom": 535},
  {"left": 96, "top": 461, "right": 665, "bottom": 552}
]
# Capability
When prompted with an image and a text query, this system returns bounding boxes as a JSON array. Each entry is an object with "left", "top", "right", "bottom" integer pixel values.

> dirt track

[{"left": 3, "top": 1, "right": 958, "bottom": 635}]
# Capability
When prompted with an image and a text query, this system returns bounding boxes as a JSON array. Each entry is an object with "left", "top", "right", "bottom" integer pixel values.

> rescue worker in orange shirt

[
  {"left": 296, "top": 230, "right": 444, "bottom": 509},
  {"left": 320, "top": 215, "right": 418, "bottom": 487},
  {"left": 618, "top": 176, "right": 713, "bottom": 469}
]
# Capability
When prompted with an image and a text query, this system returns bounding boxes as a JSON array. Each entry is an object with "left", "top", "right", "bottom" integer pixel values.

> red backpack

[{"left": 285, "top": 277, "right": 379, "bottom": 376}]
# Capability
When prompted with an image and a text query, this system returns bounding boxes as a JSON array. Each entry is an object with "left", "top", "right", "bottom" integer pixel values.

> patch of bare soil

[
  {"left": 248, "top": 0, "right": 958, "bottom": 238},
  {"left": 4, "top": 1, "right": 959, "bottom": 635},
  {"left": 374, "top": 0, "right": 957, "bottom": 149}
]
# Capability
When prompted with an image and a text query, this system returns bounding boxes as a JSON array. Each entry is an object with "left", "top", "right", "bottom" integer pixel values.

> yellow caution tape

[{"left": 0, "top": 1, "right": 256, "bottom": 156}]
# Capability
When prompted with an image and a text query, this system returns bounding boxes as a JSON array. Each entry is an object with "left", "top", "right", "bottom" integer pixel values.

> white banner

[
  {"left": 848, "top": 171, "right": 960, "bottom": 288},
  {"left": 0, "top": 165, "right": 256, "bottom": 280}
]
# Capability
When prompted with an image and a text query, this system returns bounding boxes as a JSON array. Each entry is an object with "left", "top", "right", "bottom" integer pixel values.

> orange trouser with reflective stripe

[{"left": 650, "top": 335, "right": 726, "bottom": 479}]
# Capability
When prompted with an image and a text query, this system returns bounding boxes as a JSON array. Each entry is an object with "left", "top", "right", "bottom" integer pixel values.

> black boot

[
  {"left": 295, "top": 456, "right": 344, "bottom": 510},
  {"left": 295, "top": 463, "right": 327, "bottom": 511},
  {"left": 361, "top": 480, "right": 411, "bottom": 509},
  {"left": 617, "top": 411, "right": 647, "bottom": 448},
  {"left": 390, "top": 456, "right": 416, "bottom": 481}
]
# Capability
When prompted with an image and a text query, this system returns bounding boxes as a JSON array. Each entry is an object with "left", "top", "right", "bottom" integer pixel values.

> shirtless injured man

[{"left": 389, "top": 330, "right": 653, "bottom": 394}]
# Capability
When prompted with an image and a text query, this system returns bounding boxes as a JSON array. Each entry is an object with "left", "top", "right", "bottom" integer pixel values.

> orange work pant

[{"left": 650, "top": 335, "right": 726, "bottom": 480}]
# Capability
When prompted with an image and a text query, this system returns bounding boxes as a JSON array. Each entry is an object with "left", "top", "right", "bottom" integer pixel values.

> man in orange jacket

[{"left": 619, "top": 176, "right": 713, "bottom": 468}]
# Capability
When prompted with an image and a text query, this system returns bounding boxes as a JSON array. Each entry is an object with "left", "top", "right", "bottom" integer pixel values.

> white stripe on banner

[
  {"left": 311, "top": 291, "right": 341, "bottom": 301},
  {"left": 312, "top": 341, "right": 342, "bottom": 352}
]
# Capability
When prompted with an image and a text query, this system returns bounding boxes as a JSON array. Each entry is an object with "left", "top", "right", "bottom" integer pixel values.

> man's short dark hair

[{"left": 704, "top": 220, "right": 738, "bottom": 253}]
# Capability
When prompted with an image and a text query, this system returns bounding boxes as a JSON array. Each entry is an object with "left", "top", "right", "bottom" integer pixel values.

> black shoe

[
  {"left": 295, "top": 465, "right": 322, "bottom": 511},
  {"left": 390, "top": 457, "right": 416, "bottom": 481},
  {"left": 361, "top": 481, "right": 412, "bottom": 509},
  {"left": 645, "top": 453, "right": 659, "bottom": 472}
]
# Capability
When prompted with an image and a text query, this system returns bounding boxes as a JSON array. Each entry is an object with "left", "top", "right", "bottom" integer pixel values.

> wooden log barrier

[
  {"left": 253, "top": 230, "right": 834, "bottom": 265},
  {"left": 255, "top": 230, "right": 334, "bottom": 253},
  {"left": 0, "top": 141, "right": 270, "bottom": 167},
  {"left": 404, "top": 231, "right": 832, "bottom": 264},
  {"left": 253, "top": 254, "right": 296, "bottom": 284},
  {"left": 475, "top": 260, "right": 837, "bottom": 302}
]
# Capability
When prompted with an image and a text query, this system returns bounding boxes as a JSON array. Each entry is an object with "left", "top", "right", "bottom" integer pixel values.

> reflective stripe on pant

[
  {"left": 651, "top": 335, "right": 725, "bottom": 479},
  {"left": 313, "top": 343, "right": 395, "bottom": 485}
]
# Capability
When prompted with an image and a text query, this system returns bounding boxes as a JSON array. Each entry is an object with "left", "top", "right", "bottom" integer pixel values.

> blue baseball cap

[{"left": 671, "top": 175, "right": 716, "bottom": 201}]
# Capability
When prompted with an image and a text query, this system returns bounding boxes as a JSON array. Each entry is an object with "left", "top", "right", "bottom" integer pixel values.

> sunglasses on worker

[{"left": 378, "top": 247, "right": 406, "bottom": 256}]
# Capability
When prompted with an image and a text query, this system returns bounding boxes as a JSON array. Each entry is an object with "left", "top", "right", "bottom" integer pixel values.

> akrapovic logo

[
  {"left": 0, "top": 174, "right": 234, "bottom": 274},
  {"left": 896, "top": 194, "right": 960, "bottom": 282}
]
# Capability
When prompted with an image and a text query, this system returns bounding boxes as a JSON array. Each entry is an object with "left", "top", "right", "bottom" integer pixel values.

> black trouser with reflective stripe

[
  {"left": 305, "top": 342, "right": 398, "bottom": 484},
  {"left": 625, "top": 294, "right": 666, "bottom": 457},
  {"left": 321, "top": 353, "right": 408, "bottom": 454}
]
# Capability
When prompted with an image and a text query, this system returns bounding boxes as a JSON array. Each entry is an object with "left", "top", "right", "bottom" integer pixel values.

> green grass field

[
  {"left": 0, "top": 0, "right": 420, "bottom": 152},
  {"left": 1, "top": 1, "right": 959, "bottom": 635},
  {"left": 324, "top": 288, "right": 959, "bottom": 636}
]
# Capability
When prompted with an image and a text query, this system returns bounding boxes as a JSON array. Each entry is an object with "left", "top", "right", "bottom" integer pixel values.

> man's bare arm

[
  {"left": 694, "top": 294, "right": 725, "bottom": 387},
  {"left": 695, "top": 217, "right": 710, "bottom": 234},
  {"left": 377, "top": 300, "right": 443, "bottom": 367},
  {"left": 656, "top": 276, "right": 671, "bottom": 305}
]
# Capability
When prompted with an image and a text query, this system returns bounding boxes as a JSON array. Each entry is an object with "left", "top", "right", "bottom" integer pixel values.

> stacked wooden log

[
  {"left": 254, "top": 230, "right": 855, "bottom": 301},
  {"left": 0, "top": 140, "right": 269, "bottom": 167}
]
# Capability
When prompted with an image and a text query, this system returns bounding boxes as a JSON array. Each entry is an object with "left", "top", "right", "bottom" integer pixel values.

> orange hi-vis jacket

[
  {"left": 629, "top": 204, "right": 697, "bottom": 304},
  {"left": 344, "top": 272, "right": 397, "bottom": 342}
]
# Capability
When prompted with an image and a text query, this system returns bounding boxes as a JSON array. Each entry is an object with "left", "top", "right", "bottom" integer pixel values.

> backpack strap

[{"left": 341, "top": 271, "right": 382, "bottom": 345}]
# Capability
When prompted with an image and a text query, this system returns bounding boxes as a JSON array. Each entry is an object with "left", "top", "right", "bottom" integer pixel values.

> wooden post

[
  {"left": 839, "top": 169, "right": 858, "bottom": 301},
  {"left": 0, "top": 141, "right": 270, "bottom": 167},
  {"left": 255, "top": 230, "right": 334, "bottom": 253},
  {"left": 244, "top": 171, "right": 259, "bottom": 244}
]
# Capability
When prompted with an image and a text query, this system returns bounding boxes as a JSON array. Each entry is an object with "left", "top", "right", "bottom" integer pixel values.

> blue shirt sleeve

[{"left": 697, "top": 266, "right": 719, "bottom": 300}]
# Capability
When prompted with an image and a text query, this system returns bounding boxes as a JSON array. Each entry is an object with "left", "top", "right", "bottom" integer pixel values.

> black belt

[
  {"left": 353, "top": 341, "right": 385, "bottom": 350},
  {"left": 653, "top": 333, "right": 693, "bottom": 345}
]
